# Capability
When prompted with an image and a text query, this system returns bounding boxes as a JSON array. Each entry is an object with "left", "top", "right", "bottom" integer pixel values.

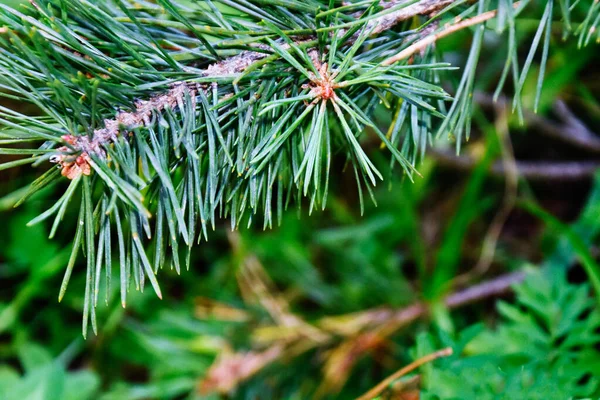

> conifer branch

[
  {"left": 51, "top": 0, "right": 462, "bottom": 175},
  {"left": 0, "top": 0, "right": 596, "bottom": 334},
  {"left": 431, "top": 149, "right": 600, "bottom": 181},
  {"left": 51, "top": 81, "right": 202, "bottom": 178}
]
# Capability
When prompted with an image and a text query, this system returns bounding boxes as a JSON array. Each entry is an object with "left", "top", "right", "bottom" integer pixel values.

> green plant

[
  {"left": 414, "top": 268, "right": 600, "bottom": 399},
  {"left": 0, "top": 342, "right": 100, "bottom": 400}
]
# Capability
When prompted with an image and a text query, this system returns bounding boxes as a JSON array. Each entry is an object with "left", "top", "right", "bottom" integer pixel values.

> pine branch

[
  {"left": 0, "top": 0, "right": 596, "bottom": 335},
  {"left": 52, "top": 0, "right": 460, "bottom": 170},
  {"left": 50, "top": 81, "right": 203, "bottom": 178}
]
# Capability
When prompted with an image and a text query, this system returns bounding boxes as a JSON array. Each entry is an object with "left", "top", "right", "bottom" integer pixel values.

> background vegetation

[{"left": 1, "top": 0, "right": 600, "bottom": 399}]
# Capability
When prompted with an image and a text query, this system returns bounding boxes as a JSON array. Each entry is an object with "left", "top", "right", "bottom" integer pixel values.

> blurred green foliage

[
  {"left": 2, "top": 161, "right": 600, "bottom": 398},
  {"left": 417, "top": 268, "right": 600, "bottom": 399}
]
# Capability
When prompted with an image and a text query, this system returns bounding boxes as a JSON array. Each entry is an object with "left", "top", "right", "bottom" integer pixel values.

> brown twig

[
  {"left": 475, "top": 93, "right": 600, "bottom": 154},
  {"left": 367, "top": 0, "right": 457, "bottom": 35},
  {"left": 430, "top": 149, "right": 600, "bottom": 181},
  {"left": 316, "top": 271, "right": 525, "bottom": 336},
  {"left": 382, "top": 2, "right": 521, "bottom": 65},
  {"left": 377, "top": 270, "right": 525, "bottom": 336},
  {"left": 355, "top": 347, "right": 453, "bottom": 400},
  {"left": 552, "top": 100, "right": 600, "bottom": 149},
  {"left": 198, "top": 269, "right": 527, "bottom": 396},
  {"left": 444, "top": 270, "right": 525, "bottom": 307}
]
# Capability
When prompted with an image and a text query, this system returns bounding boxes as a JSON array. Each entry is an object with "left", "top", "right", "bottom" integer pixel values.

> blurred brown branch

[
  {"left": 476, "top": 93, "right": 600, "bottom": 154},
  {"left": 198, "top": 231, "right": 527, "bottom": 397},
  {"left": 199, "top": 344, "right": 285, "bottom": 394},
  {"left": 433, "top": 93, "right": 600, "bottom": 181},
  {"left": 430, "top": 149, "right": 600, "bottom": 181}
]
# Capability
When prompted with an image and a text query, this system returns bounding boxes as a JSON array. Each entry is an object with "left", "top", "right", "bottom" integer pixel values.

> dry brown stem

[
  {"left": 199, "top": 344, "right": 284, "bottom": 394},
  {"left": 355, "top": 347, "right": 453, "bottom": 400},
  {"left": 431, "top": 149, "right": 600, "bottom": 181},
  {"left": 382, "top": 2, "right": 521, "bottom": 66},
  {"left": 198, "top": 261, "right": 527, "bottom": 396}
]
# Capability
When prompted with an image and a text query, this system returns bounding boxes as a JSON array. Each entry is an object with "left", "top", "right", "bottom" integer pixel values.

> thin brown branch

[
  {"left": 476, "top": 93, "right": 600, "bottom": 154},
  {"left": 368, "top": 0, "right": 457, "bottom": 35},
  {"left": 444, "top": 270, "right": 525, "bottom": 307},
  {"left": 355, "top": 347, "right": 453, "bottom": 400},
  {"left": 320, "top": 271, "right": 526, "bottom": 336},
  {"left": 313, "top": 271, "right": 526, "bottom": 340},
  {"left": 378, "top": 270, "right": 525, "bottom": 335},
  {"left": 382, "top": 2, "right": 520, "bottom": 65},
  {"left": 197, "top": 270, "right": 526, "bottom": 396},
  {"left": 430, "top": 148, "right": 600, "bottom": 181},
  {"left": 552, "top": 100, "right": 600, "bottom": 148}
]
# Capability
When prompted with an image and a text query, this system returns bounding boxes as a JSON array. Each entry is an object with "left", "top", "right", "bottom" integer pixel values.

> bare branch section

[
  {"left": 51, "top": 0, "right": 458, "bottom": 177},
  {"left": 382, "top": 2, "right": 521, "bottom": 65},
  {"left": 370, "top": 0, "right": 455, "bottom": 34},
  {"left": 430, "top": 149, "right": 600, "bottom": 181},
  {"left": 203, "top": 43, "right": 271, "bottom": 76},
  {"left": 51, "top": 82, "right": 203, "bottom": 178}
]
